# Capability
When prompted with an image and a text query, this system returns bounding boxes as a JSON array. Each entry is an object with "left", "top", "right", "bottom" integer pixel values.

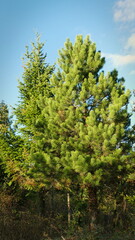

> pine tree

[
  {"left": 15, "top": 35, "right": 133, "bottom": 227},
  {"left": 36, "top": 35, "right": 132, "bottom": 228}
]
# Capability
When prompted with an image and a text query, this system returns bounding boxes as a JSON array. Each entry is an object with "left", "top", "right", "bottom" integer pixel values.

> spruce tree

[
  {"left": 15, "top": 35, "right": 54, "bottom": 138},
  {"left": 14, "top": 36, "right": 55, "bottom": 195},
  {"left": 0, "top": 101, "right": 24, "bottom": 188}
]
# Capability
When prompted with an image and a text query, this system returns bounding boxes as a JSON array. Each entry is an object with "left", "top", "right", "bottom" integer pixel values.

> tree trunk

[
  {"left": 87, "top": 185, "right": 98, "bottom": 230},
  {"left": 38, "top": 187, "right": 46, "bottom": 216},
  {"left": 51, "top": 187, "right": 54, "bottom": 218},
  {"left": 67, "top": 192, "right": 71, "bottom": 226}
]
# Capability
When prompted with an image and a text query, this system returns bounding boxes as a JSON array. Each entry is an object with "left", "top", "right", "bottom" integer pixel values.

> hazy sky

[{"left": 0, "top": 0, "right": 135, "bottom": 113}]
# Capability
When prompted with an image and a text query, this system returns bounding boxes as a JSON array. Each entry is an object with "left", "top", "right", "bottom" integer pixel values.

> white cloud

[
  {"left": 126, "top": 33, "right": 135, "bottom": 49},
  {"left": 130, "top": 70, "right": 135, "bottom": 75},
  {"left": 104, "top": 53, "right": 135, "bottom": 67},
  {"left": 114, "top": 0, "right": 135, "bottom": 22}
]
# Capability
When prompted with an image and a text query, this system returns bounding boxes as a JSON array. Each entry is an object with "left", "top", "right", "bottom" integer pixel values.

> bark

[
  {"left": 51, "top": 187, "right": 54, "bottom": 218},
  {"left": 38, "top": 187, "right": 46, "bottom": 216},
  {"left": 67, "top": 192, "right": 71, "bottom": 226},
  {"left": 87, "top": 185, "right": 98, "bottom": 230}
]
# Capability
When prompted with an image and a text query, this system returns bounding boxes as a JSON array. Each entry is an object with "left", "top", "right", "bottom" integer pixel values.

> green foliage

[
  {"left": 15, "top": 34, "right": 54, "bottom": 137},
  {"left": 13, "top": 35, "right": 55, "bottom": 189},
  {"left": 1, "top": 35, "right": 134, "bottom": 237},
  {"left": 31, "top": 35, "right": 132, "bottom": 191},
  {"left": 0, "top": 101, "right": 24, "bottom": 188}
]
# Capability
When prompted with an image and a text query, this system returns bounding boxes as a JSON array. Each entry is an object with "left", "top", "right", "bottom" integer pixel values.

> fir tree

[
  {"left": 14, "top": 36, "right": 55, "bottom": 193},
  {"left": 15, "top": 35, "right": 54, "bottom": 138}
]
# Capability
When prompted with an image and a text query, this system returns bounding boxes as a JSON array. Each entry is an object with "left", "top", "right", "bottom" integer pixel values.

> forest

[{"left": 0, "top": 35, "right": 135, "bottom": 240}]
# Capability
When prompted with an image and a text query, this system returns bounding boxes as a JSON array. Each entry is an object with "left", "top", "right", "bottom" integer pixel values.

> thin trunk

[
  {"left": 87, "top": 185, "right": 98, "bottom": 230},
  {"left": 67, "top": 192, "right": 71, "bottom": 226},
  {"left": 39, "top": 187, "right": 46, "bottom": 216},
  {"left": 123, "top": 196, "right": 127, "bottom": 213},
  {"left": 51, "top": 187, "right": 54, "bottom": 217}
]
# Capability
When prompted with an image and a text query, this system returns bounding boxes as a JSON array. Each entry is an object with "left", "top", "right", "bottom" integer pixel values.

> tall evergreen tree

[
  {"left": 32, "top": 35, "right": 132, "bottom": 228},
  {"left": 15, "top": 35, "right": 54, "bottom": 138},
  {"left": 15, "top": 35, "right": 134, "bottom": 228},
  {"left": 14, "top": 36, "right": 55, "bottom": 193}
]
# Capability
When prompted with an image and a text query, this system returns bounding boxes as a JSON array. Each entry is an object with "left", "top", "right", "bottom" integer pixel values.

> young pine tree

[{"left": 35, "top": 35, "right": 132, "bottom": 228}]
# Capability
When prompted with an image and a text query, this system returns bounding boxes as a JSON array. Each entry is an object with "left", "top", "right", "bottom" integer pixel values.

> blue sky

[{"left": 0, "top": 0, "right": 135, "bottom": 118}]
